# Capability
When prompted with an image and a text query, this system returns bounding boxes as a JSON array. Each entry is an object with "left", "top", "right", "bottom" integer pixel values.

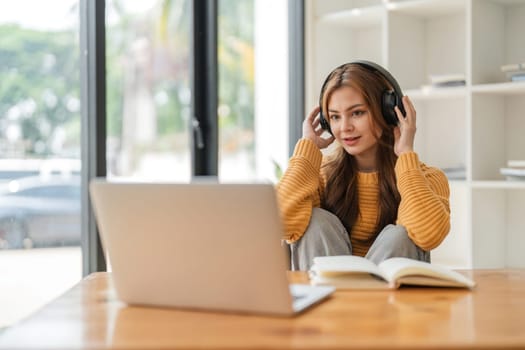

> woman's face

[{"left": 327, "top": 86, "right": 382, "bottom": 169}]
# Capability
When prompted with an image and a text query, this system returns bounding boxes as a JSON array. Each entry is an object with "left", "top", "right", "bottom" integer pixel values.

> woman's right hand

[{"left": 302, "top": 106, "right": 335, "bottom": 149}]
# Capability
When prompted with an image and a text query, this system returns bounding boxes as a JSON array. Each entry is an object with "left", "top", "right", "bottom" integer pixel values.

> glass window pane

[
  {"left": 0, "top": 0, "right": 81, "bottom": 328},
  {"left": 218, "top": 0, "right": 289, "bottom": 183},
  {"left": 106, "top": 0, "right": 191, "bottom": 182}
]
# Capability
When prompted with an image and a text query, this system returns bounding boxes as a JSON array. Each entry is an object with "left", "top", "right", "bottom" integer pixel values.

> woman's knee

[
  {"left": 290, "top": 208, "right": 352, "bottom": 270},
  {"left": 367, "top": 225, "right": 430, "bottom": 263},
  {"left": 305, "top": 208, "right": 350, "bottom": 245},
  {"left": 379, "top": 224, "right": 412, "bottom": 248},
  {"left": 310, "top": 207, "right": 340, "bottom": 228}
]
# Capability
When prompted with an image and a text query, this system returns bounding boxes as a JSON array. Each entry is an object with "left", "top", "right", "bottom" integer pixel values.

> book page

[
  {"left": 310, "top": 256, "right": 395, "bottom": 289},
  {"left": 310, "top": 255, "right": 387, "bottom": 280},
  {"left": 378, "top": 257, "right": 476, "bottom": 288},
  {"left": 395, "top": 275, "right": 470, "bottom": 288},
  {"left": 311, "top": 274, "right": 392, "bottom": 290}
]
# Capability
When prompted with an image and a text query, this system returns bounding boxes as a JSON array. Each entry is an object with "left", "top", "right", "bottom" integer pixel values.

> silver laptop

[{"left": 89, "top": 179, "right": 334, "bottom": 316}]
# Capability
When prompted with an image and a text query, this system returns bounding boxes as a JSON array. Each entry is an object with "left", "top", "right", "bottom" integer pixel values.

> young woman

[{"left": 277, "top": 62, "right": 450, "bottom": 271}]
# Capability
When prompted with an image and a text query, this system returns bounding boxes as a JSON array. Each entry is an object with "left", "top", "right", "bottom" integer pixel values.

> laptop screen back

[{"left": 89, "top": 180, "right": 296, "bottom": 315}]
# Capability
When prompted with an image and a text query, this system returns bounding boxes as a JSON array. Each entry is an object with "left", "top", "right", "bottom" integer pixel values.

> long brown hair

[{"left": 320, "top": 63, "right": 401, "bottom": 242}]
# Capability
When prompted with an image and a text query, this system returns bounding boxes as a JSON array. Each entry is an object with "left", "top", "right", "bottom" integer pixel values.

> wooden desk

[{"left": 0, "top": 270, "right": 524, "bottom": 349}]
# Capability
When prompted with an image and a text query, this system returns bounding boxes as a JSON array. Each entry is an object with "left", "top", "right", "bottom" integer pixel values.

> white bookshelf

[{"left": 306, "top": 0, "right": 525, "bottom": 268}]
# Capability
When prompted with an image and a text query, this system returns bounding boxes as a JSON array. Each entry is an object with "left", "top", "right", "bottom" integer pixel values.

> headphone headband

[{"left": 352, "top": 60, "right": 404, "bottom": 101}]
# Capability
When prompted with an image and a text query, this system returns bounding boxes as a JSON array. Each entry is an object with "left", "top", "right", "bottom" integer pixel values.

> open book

[{"left": 309, "top": 256, "right": 476, "bottom": 290}]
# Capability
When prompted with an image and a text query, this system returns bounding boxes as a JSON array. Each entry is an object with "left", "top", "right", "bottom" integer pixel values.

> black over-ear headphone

[{"left": 318, "top": 60, "right": 405, "bottom": 134}]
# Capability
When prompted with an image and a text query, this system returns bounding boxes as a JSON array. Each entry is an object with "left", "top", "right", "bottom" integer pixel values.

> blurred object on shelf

[
  {"left": 500, "top": 63, "right": 525, "bottom": 82},
  {"left": 429, "top": 73, "right": 466, "bottom": 87},
  {"left": 507, "top": 160, "right": 525, "bottom": 168},
  {"left": 442, "top": 166, "right": 466, "bottom": 180},
  {"left": 500, "top": 160, "right": 525, "bottom": 181}
]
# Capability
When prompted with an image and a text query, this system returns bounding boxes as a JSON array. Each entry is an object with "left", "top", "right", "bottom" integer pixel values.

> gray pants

[{"left": 289, "top": 208, "right": 430, "bottom": 271}]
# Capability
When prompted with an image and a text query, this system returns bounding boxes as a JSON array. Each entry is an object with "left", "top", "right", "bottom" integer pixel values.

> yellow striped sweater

[{"left": 276, "top": 138, "right": 451, "bottom": 256}]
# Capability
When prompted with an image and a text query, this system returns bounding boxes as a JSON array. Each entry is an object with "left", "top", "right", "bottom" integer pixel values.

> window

[
  {"left": 106, "top": 0, "right": 192, "bottom": 182},
  {"left": 0, "top": 0, "right": 82, "bottom": 328},
  {"left": 105, "top": 0, "right": 290, "bottom": 184}
]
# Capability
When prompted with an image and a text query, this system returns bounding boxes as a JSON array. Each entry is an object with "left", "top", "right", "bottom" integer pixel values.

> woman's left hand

[{"left": 393, "top": 96, "right": 417, "bottom": 156}]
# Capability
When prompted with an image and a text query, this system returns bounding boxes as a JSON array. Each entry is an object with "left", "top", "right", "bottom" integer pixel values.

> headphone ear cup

[
  {"left": 382, "top": 90, "right": 401, "bottom": 126},
  {"left": 319, "top": 111, "right": 332, "bottom": 134}
]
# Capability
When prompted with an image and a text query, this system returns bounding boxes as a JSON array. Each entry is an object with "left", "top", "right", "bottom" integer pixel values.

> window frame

[{"left": 80, "top": 0, "right": 107, "bottom": 275}]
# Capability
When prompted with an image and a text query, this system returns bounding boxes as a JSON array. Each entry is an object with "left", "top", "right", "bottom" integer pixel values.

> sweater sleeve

[
  {"left": 395, "top": 152, "right": 451, "bottom": 251},
  {"left": 276, "top": 138, "right": 323, "bottom": 243}
]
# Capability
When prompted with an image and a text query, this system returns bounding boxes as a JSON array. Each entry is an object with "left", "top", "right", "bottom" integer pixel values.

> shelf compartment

[
  {"left": 387, "top": 2, "right": 466, "bottom": 90},
  {"left": 405, "top": 86, "right": 466, "bottom": 100},
  {"left": 471, "top": 94, "right": 525, "bottom": 181},
  {"left": 472, "top": 188, "right": 525, "bottom": 268},
  {"left": 432, "top": 182, "right": 471, "bottom": 269},
  {"left": 412, "top": 97, "right": 466, "bottom": 174},
  {"left": 471, "top": 0, "right": 525, "bottom": 84}
]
